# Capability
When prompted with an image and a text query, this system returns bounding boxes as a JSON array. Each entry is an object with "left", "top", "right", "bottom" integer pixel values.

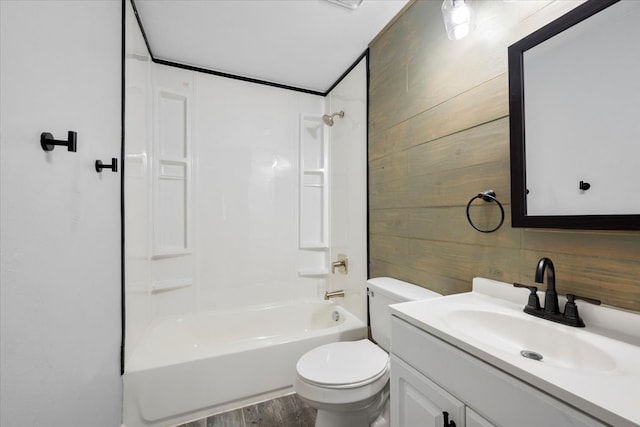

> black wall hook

[
  {"left": 41, "top": 131, "right": 77, "bottom": 152},
  {"left": 579, "top": 180, "right": 591, "bottom": 191},
  {"left": 95, "top": 158, "right": 118, "bottom": 173}
]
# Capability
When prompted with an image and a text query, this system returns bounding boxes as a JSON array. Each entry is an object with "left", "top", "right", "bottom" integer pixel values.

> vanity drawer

[{"left": 391, "top": 316, "right": 606, "bottom": 427}]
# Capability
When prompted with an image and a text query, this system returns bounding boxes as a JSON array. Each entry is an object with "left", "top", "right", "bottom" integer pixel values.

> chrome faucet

[
  {"left": 535, "top": 257, "right": 559, "bottom": 315},
  {"left": 514, "top": 257, "right": 601, "bottom": 327}
]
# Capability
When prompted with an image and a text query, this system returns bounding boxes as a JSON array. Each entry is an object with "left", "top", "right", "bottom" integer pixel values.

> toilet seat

[{"left": 296, "top": 339, "right": 389, "bottom": 389}]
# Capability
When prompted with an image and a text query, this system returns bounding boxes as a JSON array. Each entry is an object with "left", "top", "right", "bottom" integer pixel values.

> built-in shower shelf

[
  {"left": 299, "top": 242, "right": 328, "bottom": 249},
  {"left": 302, "top": 171, "right": 325, "bottom": 189},
  {"left": 298, "top": 268, "right": 329, "bottom": 277},
  {"left": 151, "top": 250, "right": 192, "bottom": 260},
  {"left": 151, "top": 279, "right": 192, "bottom": 293}
]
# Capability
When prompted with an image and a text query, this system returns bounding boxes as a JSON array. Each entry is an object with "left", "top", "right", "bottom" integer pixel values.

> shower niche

[{"left": 298, "top": 114, "right": 329, "bottom": 277}]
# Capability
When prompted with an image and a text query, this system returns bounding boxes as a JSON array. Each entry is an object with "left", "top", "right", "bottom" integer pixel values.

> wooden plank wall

[{"left": 368, "top": 0, "right": 640, "bottom": 311}]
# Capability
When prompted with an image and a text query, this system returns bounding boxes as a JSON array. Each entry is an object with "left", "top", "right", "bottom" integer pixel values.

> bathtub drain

[{"left": 332, "top": 311, "right": 340, "bottom": 322}]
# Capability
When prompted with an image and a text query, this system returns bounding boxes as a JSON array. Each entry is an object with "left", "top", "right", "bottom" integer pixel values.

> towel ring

[{"left": 466, "top": 190, "right": 505, "bottom": 233}]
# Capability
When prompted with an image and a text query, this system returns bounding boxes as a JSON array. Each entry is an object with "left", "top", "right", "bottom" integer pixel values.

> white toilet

[{"left": 294, "top": 277, "right": 442, "bottom": 427}]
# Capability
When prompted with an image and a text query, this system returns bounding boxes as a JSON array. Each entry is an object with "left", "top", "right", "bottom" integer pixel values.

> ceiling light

[
  {"left": 441, "top": 0, "right": 476, "bottom": 40},
  {"left": 326, "top": 0, "right": 363, "bottom": 10}
]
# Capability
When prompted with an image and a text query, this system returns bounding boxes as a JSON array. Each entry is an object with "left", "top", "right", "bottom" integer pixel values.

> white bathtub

[{"left": 123, "top": 299, "right": 367, "bottom": 426}]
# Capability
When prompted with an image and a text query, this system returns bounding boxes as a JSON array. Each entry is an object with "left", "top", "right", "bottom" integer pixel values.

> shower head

[{"left": 322, "top": 111, "right": 345, "bottom": 126}]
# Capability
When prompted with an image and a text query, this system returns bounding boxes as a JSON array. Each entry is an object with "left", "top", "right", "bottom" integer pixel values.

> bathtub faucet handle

[
  {"left": 324, "top": 290, "right": 345, "bottom": 300},
  {"left": 331, "top": 254, "right": 348, "bottom": 274}
]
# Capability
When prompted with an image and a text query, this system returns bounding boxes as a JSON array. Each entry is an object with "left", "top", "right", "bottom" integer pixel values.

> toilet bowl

[
  {"left": 295, "top": 339, "right": 389, "bottom": 427},
  {"left": 294, "top": 277, "right": 442, "bottom": 427}
]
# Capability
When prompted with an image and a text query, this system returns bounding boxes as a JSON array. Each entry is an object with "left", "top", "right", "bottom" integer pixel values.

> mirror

[{"left": 508, "top": 0, "right": 640, "bottom": 230}]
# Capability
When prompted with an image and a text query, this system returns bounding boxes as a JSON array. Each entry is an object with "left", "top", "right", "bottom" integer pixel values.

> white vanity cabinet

[
  {"left": 391, "top": 354, "right": 486, "bottom": 427},
  {"left": 390, "top": 316, "right": 607, "bottom": 427}
]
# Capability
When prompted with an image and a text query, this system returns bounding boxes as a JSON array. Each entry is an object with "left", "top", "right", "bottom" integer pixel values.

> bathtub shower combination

[
  {"left": 123, "top": 10, "right": 369, "bottom": 424},
  {"left": 123, "top": 300, "right": 366, "bottom": 426}
]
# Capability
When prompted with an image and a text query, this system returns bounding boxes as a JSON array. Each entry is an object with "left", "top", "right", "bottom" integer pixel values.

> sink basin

[{"left": 446, "top": 309, "right": 617, "bottom": 372}]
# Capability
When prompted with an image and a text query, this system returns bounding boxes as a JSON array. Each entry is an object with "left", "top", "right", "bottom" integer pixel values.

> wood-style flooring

[{"left": 178, "top": 393, "right": 316, "bottom": 427}]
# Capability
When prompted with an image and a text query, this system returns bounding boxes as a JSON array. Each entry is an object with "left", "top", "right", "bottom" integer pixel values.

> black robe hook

[
  {"left": 40, "top": 131, "right": 77, "bottom": 152},
  {"left": 95, "top": 158, "right": 118, "bottom": 173}
]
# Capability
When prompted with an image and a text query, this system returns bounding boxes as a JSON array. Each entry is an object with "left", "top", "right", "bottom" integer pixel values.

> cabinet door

[
  {"left": 466, "top": 408, "right": 495, "bottom": 427},
  {"left": 391, "top": 355, "right": 465, "bottom": 427}
]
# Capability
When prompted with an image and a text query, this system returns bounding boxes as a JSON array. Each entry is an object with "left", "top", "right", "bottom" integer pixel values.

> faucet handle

[
  {"left": 513, "top": 283, "right": 541, "bottom": 312},
  {"left": 566, "top": 294, "right": 601, "bottom": 306},
  {"left": 331, "top": 254, "right": 348, "bottom": 274},
  {"left": 563, "top": 294, "right": 601, "bottom": 328}
]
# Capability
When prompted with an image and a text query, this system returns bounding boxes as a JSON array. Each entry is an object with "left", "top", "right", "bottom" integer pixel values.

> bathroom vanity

[{"left": 389, "top": 278, "right": 640, "bottom": 427}]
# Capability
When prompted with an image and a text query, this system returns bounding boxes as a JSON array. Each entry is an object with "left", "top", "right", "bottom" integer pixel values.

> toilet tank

[{"left": 367, "top": 277, "right": 441, "bottom": 352}]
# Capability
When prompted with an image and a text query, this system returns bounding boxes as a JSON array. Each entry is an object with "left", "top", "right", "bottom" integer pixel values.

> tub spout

[{"left": 324, "top": 290, "right": 345, "bottom": 300}]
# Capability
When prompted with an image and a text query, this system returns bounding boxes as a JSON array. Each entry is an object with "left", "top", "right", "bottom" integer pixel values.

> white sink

[
  {"left": 389, "top": 277, "right": 640, "bottom": 427},
  {"left": 446, "top": 309, "right": 617, "bottom": 372}
]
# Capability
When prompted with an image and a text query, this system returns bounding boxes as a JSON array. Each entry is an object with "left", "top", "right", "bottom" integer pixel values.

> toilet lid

[{"left": 296, "top": 339, "right": 389, "bottom": 387}]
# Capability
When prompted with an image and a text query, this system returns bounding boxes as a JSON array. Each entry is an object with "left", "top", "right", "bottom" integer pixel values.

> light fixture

[
  {"left": 326, "top": 0, "right": 363, "bottom": 10},
  {"left": 441, "top": 0, "right": 476, "bottom": 40}
]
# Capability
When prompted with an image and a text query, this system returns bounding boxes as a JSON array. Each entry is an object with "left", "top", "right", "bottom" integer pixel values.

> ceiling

[{"left": 133, "top": 0, "right": 410, "bottom": 94}]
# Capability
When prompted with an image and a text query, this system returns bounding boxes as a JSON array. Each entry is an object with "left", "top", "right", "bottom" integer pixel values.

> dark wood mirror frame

[{"left": 508, "top": 0, "right": 640, "bottom": 230}]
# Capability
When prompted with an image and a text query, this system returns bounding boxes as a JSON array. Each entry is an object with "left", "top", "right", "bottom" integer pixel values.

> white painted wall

[
  {"left": 0, "top": 1, "right": 123, "bottom": 425},
  {"left": 328, "top": 59, "right": 369, "bottom": 321}
]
